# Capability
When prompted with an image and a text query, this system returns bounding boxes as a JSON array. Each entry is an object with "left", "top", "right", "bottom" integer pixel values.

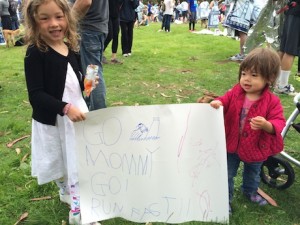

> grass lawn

[{"left": 0, "top": 22, "right": 300, "bottom": 225}]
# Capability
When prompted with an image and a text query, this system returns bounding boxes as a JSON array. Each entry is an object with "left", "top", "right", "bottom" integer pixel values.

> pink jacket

[{"left": 216, "top": 84, "right": 286, "bottom": 163}]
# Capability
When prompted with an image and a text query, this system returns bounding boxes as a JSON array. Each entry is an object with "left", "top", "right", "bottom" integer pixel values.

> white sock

[{"left": 278, "top": 70, "right": 291, "bottom": 88}]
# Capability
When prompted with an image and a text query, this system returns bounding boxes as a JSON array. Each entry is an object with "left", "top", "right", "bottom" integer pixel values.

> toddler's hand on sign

[{"left": 210, "top": 100, "right": 222, "bottom": 109}]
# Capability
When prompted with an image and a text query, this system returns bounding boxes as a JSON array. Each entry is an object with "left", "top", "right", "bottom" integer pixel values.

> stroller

[{"left": 260, "top": 93, "right": 300, "bottom": 190}]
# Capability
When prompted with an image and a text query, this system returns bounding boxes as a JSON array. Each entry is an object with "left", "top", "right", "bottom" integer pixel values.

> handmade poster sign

[
  {"left": 74, "top": 103, "right": 229, "bottom": 224},
  {"left": 224, "top": 0, "right": 262, "bottom": 33}
]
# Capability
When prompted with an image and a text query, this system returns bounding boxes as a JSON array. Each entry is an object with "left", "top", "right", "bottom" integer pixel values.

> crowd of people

[
  {"left": 2, "top": 0, "right": 299, "bottom": 224},
  {"left": 0, "top": 0, "right": 21, "bottom": 31}
]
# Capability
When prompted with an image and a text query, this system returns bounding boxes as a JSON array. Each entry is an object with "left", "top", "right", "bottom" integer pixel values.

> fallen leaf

[
  {"left": 6, "top": 135, "right": 30, "bottom": 148},
  {"left": 175, "top": 94, "right": 188, "bottom": 98},
  {"left": 15, "top": 148, "right": 21, "bottom": 155},
  {"left": 111, "top": 101, "right": 124, "bottom": 106},
  {"left": 14, "top": 212, "right": 28, "bottom": 225},
  {"left": 0, "top": 111, "right": 9, "bottom": 114},
  {"left": 21, "top": 153, "right": 30, "bottom": 162},
  {"left": 156, "top": 84, "right": 160, "bottom": 88},
  {"left": 257, "top": 188, "right": 278, "bottom": 207},
  {"left": 181, "top": 69, "right": 192, "bottom": 74},
  {"left": 202, "top": 89, "right": 219, "bottom": 98},
  {"left": 160, "top": 93, "right": 171, "bottom": 98},
  {"left": 62, "top": 220, "right": 67, "bottom": 225},
  {"left": 189, "top": 56, "right": 198, "bottom": 61},
  {"left": 30, "top": 196, "right": 52, "bottom": 201},
  {"left": 142, "top": 82, "right": 149, "bottom": 86},
  {"left": 197, "top": 96, "right": 214, "bottom": 103}
]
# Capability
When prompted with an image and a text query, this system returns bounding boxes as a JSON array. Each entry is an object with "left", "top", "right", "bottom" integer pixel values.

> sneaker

[
  {"left": 102, "top": 56, "right": 108, "bottom": 64},
  {"left": 111, "top": 58, "right": 123, "bottom": 64},
  {"left": 229, "top": 53, "right": 245, "bottom": 61},
  {"left": 128, "top": 53, "right": 132, "bottom": 56},
  {"left": 244, "top": 193, "right": 268, "bottom": 206},
  {"left": 123, "top": 53, "right": 128, "bottom": 57},
  {"left": 274, "top": 84, "right": 297, "bottom": 96},
  {"left": 69, "top": 211, "right": 101, "bottom": 225},
  {"left": 59, "top": 193, "right": 71, "bottom": 205}
]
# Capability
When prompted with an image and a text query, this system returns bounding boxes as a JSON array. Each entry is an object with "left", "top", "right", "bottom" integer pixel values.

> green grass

[{"left": 1, "top": 22, "right": 300, "bottom": 225}]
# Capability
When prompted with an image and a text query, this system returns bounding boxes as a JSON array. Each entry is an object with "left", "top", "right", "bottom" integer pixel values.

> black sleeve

[{"left": 24, "top": 46, "right": 67, "bottom": 116}]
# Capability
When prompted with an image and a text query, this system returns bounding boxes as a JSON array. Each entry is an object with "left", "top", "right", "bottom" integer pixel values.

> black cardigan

[{"left": 24, "top": 45, "right": 84, "bottom": 126}]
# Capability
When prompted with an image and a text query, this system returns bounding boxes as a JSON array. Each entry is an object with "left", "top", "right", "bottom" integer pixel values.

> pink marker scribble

[{"left": 177, "top": 107, "right": 192, "bottom": 158}]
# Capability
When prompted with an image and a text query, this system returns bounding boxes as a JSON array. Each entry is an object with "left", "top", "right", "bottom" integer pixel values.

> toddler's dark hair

[{"left": 239, "top": 48, "right": 280, "bottom": 86}]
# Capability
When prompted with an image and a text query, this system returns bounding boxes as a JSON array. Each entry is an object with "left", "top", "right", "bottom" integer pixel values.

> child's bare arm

[{"left": 250, "top": 116, "right": 274, "bottom": 134}]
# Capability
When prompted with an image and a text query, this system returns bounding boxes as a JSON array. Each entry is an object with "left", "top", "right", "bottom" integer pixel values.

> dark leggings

[
  {"left": 104, "top": 17, "right": 120, "bottom": 54},
  {"left": 120, "top": 20, "right": 135, "bottom": 55}
]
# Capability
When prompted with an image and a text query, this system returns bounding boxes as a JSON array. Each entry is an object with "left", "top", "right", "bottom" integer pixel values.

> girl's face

[
  {"left": 36, "top": 0, "right": 67, "bottom": 46},
  {"left": 239, "top": 69, "right": 268, "bottom": 95}
]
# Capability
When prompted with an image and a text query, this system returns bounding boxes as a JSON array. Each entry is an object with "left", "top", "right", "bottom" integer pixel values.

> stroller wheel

[{"left": 260, "top": 155, "right": 295, "bottom": 190}]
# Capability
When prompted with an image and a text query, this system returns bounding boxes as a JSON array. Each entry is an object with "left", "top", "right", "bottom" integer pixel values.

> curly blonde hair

[{"left": 23, "top": 0, "right": 79, "bottom": 52}]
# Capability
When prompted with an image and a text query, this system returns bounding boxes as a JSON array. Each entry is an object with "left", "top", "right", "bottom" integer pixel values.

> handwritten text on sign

[{"left": 74, "top": 103, "right": 229, "bottom": 224}]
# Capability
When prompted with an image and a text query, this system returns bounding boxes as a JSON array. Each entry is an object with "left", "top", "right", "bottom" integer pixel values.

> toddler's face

[{"left": 240, "top": 69, "right": 267, "bottom": 95}]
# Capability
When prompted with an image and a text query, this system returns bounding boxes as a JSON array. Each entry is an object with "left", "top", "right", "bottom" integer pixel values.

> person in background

[
  {"left": 139, "top": 7, "right": 149, "bottom": 26},
  {"left": 188, "top": 0, "right": 197, "bottom": 31},
  {"left": 274, "top": 1, "right": 300, "bottom": 95},
  {"left": 174, "top": 0, "right": 181, "bottom": 21},
  {"left": 196, "top": 0, "right": 201, "bottom": 20},
  {"left": 219, "top": 1, "right": 226, "bottom": 23},
  {"left": 180, "top": 0, "right": 188, "bottom": 23},
  {"left": 23, "top": 0, "right": 100, "bottom": 224},
  {"left": 209, "top": 48, "right": 286, "bottom": 214},
  {"left": 158, "top": 0, "right": 166, "bottom": 31},
  {"left": 0, "top": 0, "right": 12, "bottom": 30},
  {"left": 103, "top": 0, "right": 123, "bottom": 64},
  {"left": 207, "top": 0, "right": 219, "bottom": 30},
  {"left": 226, "top": 0, "right": 263, "bottom": 61},
  {"left": 72, "top": 0, "right": 109, "bottom": 111},
  {"left": 135, "top": 0, "right": 144, "bottom": 26},
  {"left": 163, "top": 0, "right": 174, "bottom": 32},
  {"left": 8, "top": 0, "right": 19, "bottom": 30},
  {"left": 119, "top": 0, "right": 139, "bottom": 57},
  {"left": 199, "top": 0, "right": 209, "bottom": 29},
  {"left": 147, "top": 0, "right": 153, "bottom": 22}
]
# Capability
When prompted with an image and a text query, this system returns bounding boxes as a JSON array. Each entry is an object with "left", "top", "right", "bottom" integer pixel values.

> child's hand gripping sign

[{"left": 84, "top": 64, "right": 99, "bottom": 97}]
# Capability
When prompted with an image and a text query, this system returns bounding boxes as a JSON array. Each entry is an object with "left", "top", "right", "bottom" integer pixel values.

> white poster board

[{"left": 74, "top": 103, "right": 229, "bottom": 224}]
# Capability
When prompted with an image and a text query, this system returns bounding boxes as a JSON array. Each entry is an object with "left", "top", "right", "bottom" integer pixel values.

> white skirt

[{"left": 31, "top": 63, "right": 88, "bottom": 185}]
